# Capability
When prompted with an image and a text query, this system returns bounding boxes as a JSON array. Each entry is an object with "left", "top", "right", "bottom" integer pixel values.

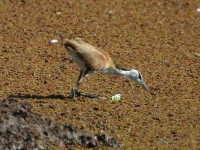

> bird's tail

[{"left": 58, "top": 34, "right": 79, "bottom": 50}]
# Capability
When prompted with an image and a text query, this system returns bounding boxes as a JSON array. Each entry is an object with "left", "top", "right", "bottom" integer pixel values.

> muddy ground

[{"left": 0, "top": 0, "right": 200, "bottom": 149}]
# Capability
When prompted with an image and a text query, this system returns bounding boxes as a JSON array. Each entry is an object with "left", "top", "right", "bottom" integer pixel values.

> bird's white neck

[
  {"left": 104, "top": 67, "right": 136, "bottom": 80},
  {"left": 113, "top": 68, "right": 133, "bottom": 78}
]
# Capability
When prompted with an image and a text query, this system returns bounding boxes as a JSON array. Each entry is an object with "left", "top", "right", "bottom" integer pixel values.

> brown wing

[{"left": 64, "top": 38, "right": 115, "bottom": 70}]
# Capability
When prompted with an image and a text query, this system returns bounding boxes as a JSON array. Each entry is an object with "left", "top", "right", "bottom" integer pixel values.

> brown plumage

[{"left": 63, "top": 38, "right": 116, "bottom": 70}]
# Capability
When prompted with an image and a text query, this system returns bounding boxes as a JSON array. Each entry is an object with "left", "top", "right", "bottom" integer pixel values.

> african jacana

[{"left": 59, "top": 35, "right": 148, "bottom": 98}]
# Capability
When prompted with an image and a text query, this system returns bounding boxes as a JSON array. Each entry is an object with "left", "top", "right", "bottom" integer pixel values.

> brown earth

[{"left": 0, "top": 0, "right": 200, "bottom": 149}]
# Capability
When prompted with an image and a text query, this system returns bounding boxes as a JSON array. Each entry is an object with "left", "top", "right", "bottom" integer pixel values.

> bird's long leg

[
  {"left": 70, "top": 69, "right": 87, "bottom": 98},
  {"left": 77, "top": 69, "right": 99, "bottom": 99},
  {"left": 70, "top": 68, "right": 99, "bottom": 99}
]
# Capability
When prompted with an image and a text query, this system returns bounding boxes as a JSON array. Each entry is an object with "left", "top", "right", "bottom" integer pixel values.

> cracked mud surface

[{"left": 0, "top": 0, "right": 200, "bottom": 149}]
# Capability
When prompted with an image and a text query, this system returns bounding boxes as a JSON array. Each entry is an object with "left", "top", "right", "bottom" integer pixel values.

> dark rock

[{"left": 0, "top": 98, "right": 119, "bottom": 149}]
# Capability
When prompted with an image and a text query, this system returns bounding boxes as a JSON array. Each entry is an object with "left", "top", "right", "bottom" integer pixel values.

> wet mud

[{"left": 0, "top": 0, "right": 200, "bottom": 149}]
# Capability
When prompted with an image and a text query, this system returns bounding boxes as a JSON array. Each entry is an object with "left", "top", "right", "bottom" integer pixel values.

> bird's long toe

[
  {"left": 81, "top": 93, "right": 99, "bottom": 99},
  {"left": 68, "top": 87, "right": 81, "bottom": 99}
]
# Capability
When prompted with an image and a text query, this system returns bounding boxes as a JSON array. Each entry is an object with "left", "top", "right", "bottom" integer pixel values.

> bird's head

[{"left": 128, "top": 69, "right": 148, "bottom": 91}]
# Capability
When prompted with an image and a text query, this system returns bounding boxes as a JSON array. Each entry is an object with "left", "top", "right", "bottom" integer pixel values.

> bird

[{"left": 59, "top": 35, "right": 148, "bottom": 98}]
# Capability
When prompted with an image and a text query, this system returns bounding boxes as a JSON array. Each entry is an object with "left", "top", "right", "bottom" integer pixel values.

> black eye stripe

[{"left": 138, "top": 73, "right": 142, "bottom": 80}]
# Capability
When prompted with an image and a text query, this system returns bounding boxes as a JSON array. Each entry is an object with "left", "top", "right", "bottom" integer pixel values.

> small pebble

[
  {"left": 50, "top": 39, "right": 59, "bottom": 44},
  {"left": 56, "top": 12, "right": 62, "bottom": 15},
  {"left": 197, "top": 8, "right": 200, "bottom": 12},
  {"left": 195, "top": 53, "right": 200, "bottom": 57}
]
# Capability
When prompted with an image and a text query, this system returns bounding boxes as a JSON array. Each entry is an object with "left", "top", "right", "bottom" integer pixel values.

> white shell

[
  {"left": 50, "top": 39, "right": 59, "bottom": 44},
  {"left": 112, "top": 94, "right": 122, "bottom": 101}
]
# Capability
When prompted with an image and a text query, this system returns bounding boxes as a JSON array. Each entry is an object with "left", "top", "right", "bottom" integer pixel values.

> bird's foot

[
  {"left": 81, "top": 93, "right": 99, "bottom": 99},
  {"left": 68, "top": 87, "right": 100, "bottom": 99},
  {"left": 68, "top": 87, "right": 81, "bottom": 99}
]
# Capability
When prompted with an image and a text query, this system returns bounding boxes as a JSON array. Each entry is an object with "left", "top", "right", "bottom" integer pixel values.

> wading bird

[{"left": 59, "top": 35, "right": 148, "bottom": 98}]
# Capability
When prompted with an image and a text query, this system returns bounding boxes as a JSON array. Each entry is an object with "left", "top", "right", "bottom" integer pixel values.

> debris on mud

[
  {"left": 50, "top": 39, "right": 59, "bottom": 44},
  {"left": 0, "top": 98, "right": 119, "bottom": 149}
]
